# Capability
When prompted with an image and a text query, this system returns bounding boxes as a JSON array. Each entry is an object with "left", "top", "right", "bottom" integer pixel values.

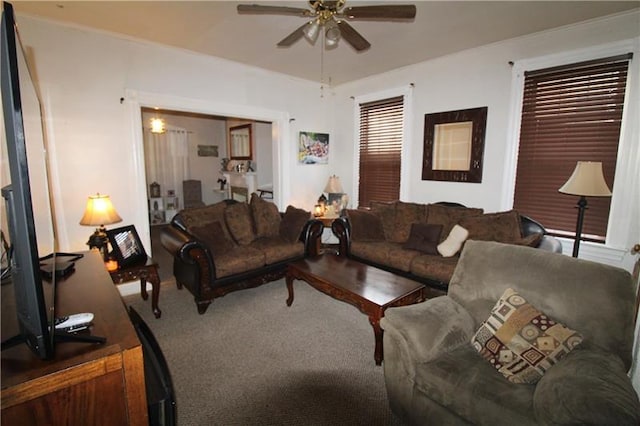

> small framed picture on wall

[{"left": 298, "top": 131, "right": 329, "bottom": 165}]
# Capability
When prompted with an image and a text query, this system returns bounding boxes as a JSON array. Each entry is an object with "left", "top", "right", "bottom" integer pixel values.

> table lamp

[
  {"left": 79, "top": 193, "right": 122, "bottom": 260},
  {"left": 558, "top": 161, "right": 611, "bottom": 257}
]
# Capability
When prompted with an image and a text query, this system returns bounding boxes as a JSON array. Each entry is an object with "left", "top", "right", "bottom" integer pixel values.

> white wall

[{"left": 11, "top": 14, "right": 333, "bottom": 254}]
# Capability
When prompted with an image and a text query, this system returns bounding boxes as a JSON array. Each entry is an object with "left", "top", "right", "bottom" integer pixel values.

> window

[
  {"left": 358, "top": 96, "right": 404, "bottom": 207},
  {"left": 513, "top": 54, "right": 631, "bottom": 242}
]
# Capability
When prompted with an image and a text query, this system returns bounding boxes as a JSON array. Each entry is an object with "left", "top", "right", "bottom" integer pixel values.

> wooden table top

[{"left": 288, "top": 254, "right": 425, "bottom": 308}]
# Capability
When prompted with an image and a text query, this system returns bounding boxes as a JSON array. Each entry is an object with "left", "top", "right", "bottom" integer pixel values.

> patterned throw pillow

[{"left": 471, "top": 288, "right": 583, "bottom": 384}]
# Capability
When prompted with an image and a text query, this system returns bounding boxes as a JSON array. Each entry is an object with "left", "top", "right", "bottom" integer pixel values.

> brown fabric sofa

[
  {"left": 381, "top": 240, "right": 640, "bottom": 425},
  {"left": 331, "top": 201, "right": 561, "bottom": 296},
  {"left": 160, "top": 194, "right": 323, "bottom": 313}
]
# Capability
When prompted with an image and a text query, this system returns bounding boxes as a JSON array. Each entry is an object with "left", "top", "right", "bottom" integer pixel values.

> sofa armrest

[
  {"left": 300, "top": 218, "right": 324, "bottom": 257},
  {"left": 381, "top": 296, "right": 476, "bottom": 364},
  {"left": 533, "top": 348, "right": 640, "bottom": 425},
  {"left": 331, "top": 216, "right": 351, "bottom": 256},
  {"left": 160, "top": 224, "right": 218, "bottom": 283}
]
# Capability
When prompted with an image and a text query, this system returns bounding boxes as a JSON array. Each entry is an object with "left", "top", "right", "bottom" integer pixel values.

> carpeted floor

[{"left": 124, "top": 278, "right": 404, "bottom": 426}]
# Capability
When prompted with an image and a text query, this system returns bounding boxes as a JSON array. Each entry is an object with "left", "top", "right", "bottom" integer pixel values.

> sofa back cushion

[
  {"left": 224, "top": 202, "right": 256, "bottom": 245},
  {"left": 370, "top": 201, "right": 428, "bottom": 243},
  {"left": 459, "top": 209, "right": 523, "bottom": 244},
  {"left": 180, "top": 201, "right": 233, "bottom": 241},
  {"left": 347, "top": 209, "right": 385, "bottom": 242},
  {"left": 190, "top": 221, "right": 236, "bottom": 256},
  {"left": 250, "top": 193, "right": 281, "bottom": 238},
  {"left": 426, "top": 204, "right": 483, "bottom": 243},
  {"left": 279, "top": 206, "right": 310, "bottom": 243},
  {"left": 449, "top": 240, "right": 636, "bottom": 370}
]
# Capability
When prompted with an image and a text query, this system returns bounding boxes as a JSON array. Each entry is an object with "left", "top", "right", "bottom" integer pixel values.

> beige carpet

[{"left": 124, "top": 278, "right": 403, "bottom": 426}]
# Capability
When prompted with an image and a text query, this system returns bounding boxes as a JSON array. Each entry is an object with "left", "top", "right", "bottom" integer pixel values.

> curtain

[{"left": 143, "top": 127, "right": 189, "bottom": 209}]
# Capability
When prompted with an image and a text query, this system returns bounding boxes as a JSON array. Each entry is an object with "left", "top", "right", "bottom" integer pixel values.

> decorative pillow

[
  {"left": 347, "top": 209, "right": 385, "bottom": 242},
  {"left": 471, "top": 288, "right": 583, "bottom": 384},
  {"left": 403, "top": 223, "right": 443, "bottom": 254},
  {"left": 224, "top": 202, "right": 256, "bottom": 245},
  {"left": 459, "top": 210, "right": 523, "bottom": 244},
  {"left": 190, "top": 221, "right": 235, "bottom": 257},
  {"left": 279, "top": 205, "right": 310, "bottom": 243},
  {"left": 370, "top": 201, "right": 396, "bottom": 242},
  {"left": 250, "top": 193, "right": 281, "bottom": 238},
  {"left": 436, "top": 224, "right": 469, "bottom": 257}
]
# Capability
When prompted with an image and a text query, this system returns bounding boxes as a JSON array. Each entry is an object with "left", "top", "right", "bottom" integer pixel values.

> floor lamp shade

[{"left": 558, "top": 161, "right": 611, "bottom": 257}]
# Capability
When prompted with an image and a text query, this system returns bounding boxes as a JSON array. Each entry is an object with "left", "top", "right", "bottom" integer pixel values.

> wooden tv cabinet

[{"left": 1, "top": 251, "right": 148, "bottom": 425}]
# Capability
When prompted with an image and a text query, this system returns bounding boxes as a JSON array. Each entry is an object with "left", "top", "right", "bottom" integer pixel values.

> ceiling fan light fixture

[
  {"left": 303, "top": 19, "right": 320, "bottom": 44},
  {"left": 325, "top": 19, "right": 340, "bottom": 47}
]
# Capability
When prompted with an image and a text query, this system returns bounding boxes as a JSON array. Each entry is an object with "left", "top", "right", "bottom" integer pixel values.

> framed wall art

[
  {"left": 298, "top": 131, "right": 329, "bottom": 165},
  {"left": 422, "top": 106, "right": 488, "bottom": 183}
]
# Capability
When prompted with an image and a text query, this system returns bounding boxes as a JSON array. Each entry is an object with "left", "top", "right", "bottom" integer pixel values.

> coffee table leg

[
  {"left": 286, "top": 274, "right": 295, "bottom": 306},
  {"left": 369, "top": 314, "right": 384, "bottom": 366}
]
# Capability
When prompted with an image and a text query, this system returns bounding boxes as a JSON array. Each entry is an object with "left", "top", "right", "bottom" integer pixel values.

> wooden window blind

[
  {"left": 513, "top": 54, "right": 631, "bottom": 241},
  {"left": 358, "top": 96, "right": 404, "bottom": 208}
]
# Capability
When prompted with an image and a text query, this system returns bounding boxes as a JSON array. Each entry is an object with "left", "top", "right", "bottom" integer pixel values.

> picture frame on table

[{"left": 106, "top": 225, "right": 148, "bottom": 268}]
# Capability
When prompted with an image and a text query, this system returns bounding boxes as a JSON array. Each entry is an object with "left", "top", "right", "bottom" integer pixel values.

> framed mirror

[
  {"left": 228, "top": 124, "right": 252, "bottom": 160},
  {"left": 421, "top": 107, "right": 487, "bottom": 183}
]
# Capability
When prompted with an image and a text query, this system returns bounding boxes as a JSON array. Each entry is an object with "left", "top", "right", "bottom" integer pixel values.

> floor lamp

[{"left": 558, "top": 161, "right": 612, "bottom": 257}]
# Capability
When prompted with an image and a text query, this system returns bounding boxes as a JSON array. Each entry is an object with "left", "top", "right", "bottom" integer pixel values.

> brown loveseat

[
  {"left": 160, "top": 194, "right": 323, "bottom": 313},
  {"left": 331, "top": 201, "right": 561, "bottom": 296}
]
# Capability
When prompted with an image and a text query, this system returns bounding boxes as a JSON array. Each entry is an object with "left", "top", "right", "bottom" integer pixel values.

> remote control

[{"left": 54, "top": 313, "right": 94, "bottom": 332}]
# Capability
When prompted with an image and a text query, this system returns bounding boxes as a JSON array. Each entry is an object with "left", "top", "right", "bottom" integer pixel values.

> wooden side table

[{"left": 109, "top": 257, "right": 162, "bottom": 318}]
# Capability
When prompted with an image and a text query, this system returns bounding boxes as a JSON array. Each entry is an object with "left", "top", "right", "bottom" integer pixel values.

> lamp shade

[
  {"left": 79, "top": 193, "right": 122, "bottom": 226},
  {"left": 324, "top": 175, "right": 343, "bottom": 193},
  {"left": 558, "top": 161, "right": 612, "bottom": 197}
]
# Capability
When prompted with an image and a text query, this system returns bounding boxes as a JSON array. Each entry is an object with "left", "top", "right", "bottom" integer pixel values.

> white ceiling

[{"left": 11, "top": 1, "right": 640, "bottom": 85}]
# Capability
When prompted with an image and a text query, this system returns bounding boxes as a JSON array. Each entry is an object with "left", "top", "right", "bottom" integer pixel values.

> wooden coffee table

[{"left": 286, "top": 254, "right": 426, "bottom": 365}]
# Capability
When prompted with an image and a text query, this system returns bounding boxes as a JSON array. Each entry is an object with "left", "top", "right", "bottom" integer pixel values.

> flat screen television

[{"left": 1, "top": 1, "right": 57, "bottom": 359}]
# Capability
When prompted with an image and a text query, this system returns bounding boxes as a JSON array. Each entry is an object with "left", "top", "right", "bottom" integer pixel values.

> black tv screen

[{"left": 1, "top": 1, "right": 56, "bottom": 359}]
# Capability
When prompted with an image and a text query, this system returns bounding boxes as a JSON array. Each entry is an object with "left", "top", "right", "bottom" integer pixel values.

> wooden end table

[
  {"left": 286, "top": 254, "right": 426, "bottom": 365},
  {"left": 109, "top": 257, "right": 162, "bottom": 318}
]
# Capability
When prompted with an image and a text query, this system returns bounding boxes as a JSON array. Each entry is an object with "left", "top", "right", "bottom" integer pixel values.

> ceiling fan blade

[
  {"left": 337, "top": 21, "right": 370, "bottom": 52},
  {"left": 341, "top": 5, "right": 416, "bottom": 20},
  {"left": 237, "top": 4, "right": 311, "bottom": 17},
  {"left": 277, "top": 23, "right": 307, "bottom": 47}
]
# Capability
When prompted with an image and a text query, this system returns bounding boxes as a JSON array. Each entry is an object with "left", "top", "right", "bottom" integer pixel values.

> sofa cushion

[
  {"left": 533, "top": 348, "right": 640, "bottom": 425},
  {"left": 459, "top": 210, "right": 523, "bottom": 244},
  {"left": 347, "top": 209, "right": 385, "bottom": 242},
  {"left": 410, "top": 254, "right": 459, "bottom": 284},
  {"left": 437, "top": 225, "right": 469, "bottom": 257},
  {"left": 350, "top": 241, "right": 393, "bottom": 266},
  {"left": 224, "top": 202, "right": 256, "bottom": 245},
  {"left": 392, "top": 202, "right": 428, "bottom": 243},
  {"left": 370, "top": 201, "right": 397, "bottom": 242},
  {"left": 403, "top": 223, "right": 443, "bottom": 254},
  {"left": 427, "top": 204, "right": 483, "bottom": 243},
  {"left": 214, "top": 245, "right": 265, "bottom": 278},
  {"left": 250, "top": 193, "right": 281, "bottom": 238},
  {"left": 279, "top": 205, "right": 310, "bottom": 243},
  {"left": 180, "top": 201, "right": 233, "bottom": 241},
  {"left": 471, "top": 288, "right": 583, "bottom": 384},
  {"left": 250, "top": 237, "right": 305, "bottom": 264},
  {"left": 413, "top": 344, "right": 537, "bottom": 425},
  {"left": 189, "top": 221, "right": 236, "bottom": 257}
]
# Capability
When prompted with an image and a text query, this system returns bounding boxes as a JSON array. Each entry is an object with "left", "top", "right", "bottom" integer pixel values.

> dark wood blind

[
  {"left": 513, "top": 54, "right": 631, "bottom": 241},
  {"left": 358, "top": 96, "right": 404, "bottom": 208}
]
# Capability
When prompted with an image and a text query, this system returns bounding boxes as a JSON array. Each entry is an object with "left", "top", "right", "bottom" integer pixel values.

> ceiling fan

[{"left": 237, "top": 1, "right": 417, "bottom": 52}]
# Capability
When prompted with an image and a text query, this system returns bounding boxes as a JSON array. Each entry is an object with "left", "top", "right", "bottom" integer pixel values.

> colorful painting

[{"left": 298, "top": 132, "right": 329, "bottom": 164}]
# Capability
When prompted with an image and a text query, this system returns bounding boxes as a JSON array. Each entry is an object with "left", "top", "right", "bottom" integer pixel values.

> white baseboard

[{"left": 116, "top": 280, "right": 152, "bottom": 297}]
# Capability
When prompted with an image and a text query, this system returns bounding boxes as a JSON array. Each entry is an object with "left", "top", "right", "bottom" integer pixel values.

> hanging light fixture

[
  {"left": 303, "top": 19, "right": 321, "bottom": 44},
  {"left": 150, "top": 117, "right": 166, "bottom": 134},
  {"left": 324, "top": 19, "right": 341, "bottom": 48}
]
